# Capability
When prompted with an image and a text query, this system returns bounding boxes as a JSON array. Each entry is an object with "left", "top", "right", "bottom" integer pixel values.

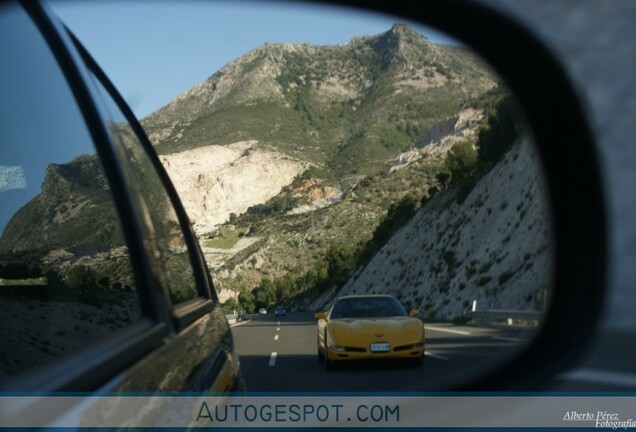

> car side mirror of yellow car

[
  {"left": 409, "top": 309, "right": 419, "bottom": 318},
  {"left": 315, "top": 312, "right": 327, "bottom": 321}
]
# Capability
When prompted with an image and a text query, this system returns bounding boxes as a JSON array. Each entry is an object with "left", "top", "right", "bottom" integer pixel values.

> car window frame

[
  {"left": 68, "top": 31, "right": 219, "bottom": 332},
  {"left": 3, "top": 0, "right": 171, "bottom": 391}
]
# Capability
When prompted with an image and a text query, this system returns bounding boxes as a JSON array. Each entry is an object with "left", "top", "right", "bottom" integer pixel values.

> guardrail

[
  {"left": 468, "top": 299, "right": 544, "bottom": 326},
  {"left": 470, "top": 309, "right": 543, "bottom": 326}
]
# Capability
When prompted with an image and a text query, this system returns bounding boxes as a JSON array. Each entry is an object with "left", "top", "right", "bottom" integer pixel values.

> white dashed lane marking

[
  {"left": 425, "top": 351, "right": 449, "bottom": 360},
  {"left": 274, "top": 334, "right": 279, "bottom": 341},
  {"left": 269, "top": 352, "right": 277, "bottom": 367},
  {"left": 426, "top": 326, "right": 471, "bottom": 335}
]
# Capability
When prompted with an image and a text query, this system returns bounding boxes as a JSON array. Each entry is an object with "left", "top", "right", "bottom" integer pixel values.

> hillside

[
  {"left": 304, "top": 137, "right": 552, "bottom": 319},
  {"left": 208, "top": 107, "right": 487, "bottom": 301}
]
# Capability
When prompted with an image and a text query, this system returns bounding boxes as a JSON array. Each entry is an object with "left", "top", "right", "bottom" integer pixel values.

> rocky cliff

[{"left": 159, "top": 140, "right": 306, "bottom": 233}]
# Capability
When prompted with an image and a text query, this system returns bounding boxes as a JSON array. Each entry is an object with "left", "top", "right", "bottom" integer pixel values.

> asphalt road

[{"left": 231, "top": 312, "right": 537, "bottom": 392}]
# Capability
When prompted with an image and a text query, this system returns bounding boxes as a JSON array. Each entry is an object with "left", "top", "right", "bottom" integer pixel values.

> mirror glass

[{"left": 50, "top": 0, "right": 553, "bottom": 391}]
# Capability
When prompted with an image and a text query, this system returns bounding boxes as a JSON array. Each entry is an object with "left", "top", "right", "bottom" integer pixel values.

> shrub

[
  {"left": 477, "top": 95, "right": 521, "bottom": 165},
  {"left": 444, "top": 140, "right": 478, "bottom": 182},
  {"left": 222, "top": 297, "right": 239, "bottom": 314},
  {"left": 65, "top": 265, "right": 98, "bottom": 294},
  {"left": 498, "top": 271, "right": 514, "bottom": 286}
]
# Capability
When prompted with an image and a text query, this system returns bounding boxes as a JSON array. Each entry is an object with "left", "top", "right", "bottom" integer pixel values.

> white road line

[
  {"left": 277, "top": 321, "right": 280, "bottom": 326},
  {"left": 277, "top": 327, "right": 280, "bottom": 332},
  {"left": 492, "top": 336, "right": 525, "bottom": 342},
  {"left": 269, "top": 352, "right": 277, "bottom": 367},
  {"left": 426, "top": 326, "right": 471, "bottom": 335},
  {"left": 274, "top": 334, "right": 279, "bottom": 341},
  {"left": 425, "top": 350, "right": 449, "bottom": 360}
]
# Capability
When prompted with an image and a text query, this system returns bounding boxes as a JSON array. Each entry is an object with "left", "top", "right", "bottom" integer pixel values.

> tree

[
  {"left": 477, "top": 96, "right": 520, "bottom": 165},
  {"left": 435, "top": 171, "right": 452, "bottom": 189},
  {"left": 222, "top": 297, "right": 239, "bottom": 314},
  {"left": 326, "top": 244, "right": 358, "bottom": 280},
  {"left": 238, "top": 290, "right": 255, "bottom": 314},
  {"left": 65, "top": 265, "right": 98, "bottom": 294},
  {"left": 445, "top": 140, "right": 478, "bottom": 182},
  {"left": 253, "top": 279, "right": 277, "bottom": 310},
  {"left": 372, "top": 195, "right": 418, "bottom": 247}
]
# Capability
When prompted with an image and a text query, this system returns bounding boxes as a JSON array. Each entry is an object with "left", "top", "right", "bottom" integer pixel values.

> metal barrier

[{"left": 470, "top": 309, "right": 543, "bottom": 326}]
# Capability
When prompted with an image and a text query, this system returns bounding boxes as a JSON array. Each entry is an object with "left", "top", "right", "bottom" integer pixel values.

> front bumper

[{"left": 326, "top": 344, "right": 424, "bottom": 361}]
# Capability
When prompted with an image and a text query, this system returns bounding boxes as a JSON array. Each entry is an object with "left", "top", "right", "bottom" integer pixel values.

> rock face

[
  {"left": 391, "top": 108, "right": 484, "bottom": 171},
  {"left": 308, "top": 137, "right": 552, "bottom": 319},
  {"left": 0, "top": 155, "right": 122, "bottom": 254},
  {"left": 159, "top": 141, "right": 306, "bottom": 233}
]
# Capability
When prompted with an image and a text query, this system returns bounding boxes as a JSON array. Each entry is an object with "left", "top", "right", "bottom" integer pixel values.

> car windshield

[{"left": 330, "top": 297, "right": 407, "bottom": 319}]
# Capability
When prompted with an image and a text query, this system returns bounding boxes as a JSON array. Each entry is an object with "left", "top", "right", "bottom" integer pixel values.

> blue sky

[{"left": 49, "top": 1, "right": 459, "bottom": 119}]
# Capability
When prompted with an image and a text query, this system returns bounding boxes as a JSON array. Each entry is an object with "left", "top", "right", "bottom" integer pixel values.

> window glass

[
  {"left": 0, "top": 3, "right": 140, "bottom": 380},
  {"left": 87, "top": 73, "right": 200, "bottom": 305}
]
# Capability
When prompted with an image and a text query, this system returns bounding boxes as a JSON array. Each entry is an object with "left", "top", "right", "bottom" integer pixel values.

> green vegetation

[
  {"left": 445, "top": 140, "right": 478, "bottom": 183},
  {"left": 0, "top": 277, "right": 47, "bottom": 287},
  {"left": 442, "top": 95, "right": 522, "bottom": 203},
  {"left": 0, "top": 250, "right": 45, "bottom": 279},
  {"left": 203, "top": 226, "right": 248, "bottom": 249},
  {"left": 235, "top": 195, "right": 423, "bottom": 312},
  {"left": 223, "top": 93, "right": 522, "bottom": 307},
  {"left": 221, "top": 297, "right": 240, "bottom": 314},
  {"left": 477, "top": 95, "right": 521, "bottom": 166}
]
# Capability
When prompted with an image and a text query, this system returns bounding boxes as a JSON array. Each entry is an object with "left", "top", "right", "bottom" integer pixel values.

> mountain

[
  {"left": 0, "top": 24, "right": 537, "bottom": 317},
  {"left": 142, "top": 23, "right": 495, "bottom": 173},
  {"left": 0, "top": 154, "right": 123, "bottom": 255}
]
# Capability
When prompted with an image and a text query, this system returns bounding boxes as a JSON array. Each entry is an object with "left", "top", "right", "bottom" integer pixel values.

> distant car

[
  {"left": 258, "top": 308, "right": 267, "bottom": 315},
  {"left": 274, "top": 306, "right": 286, "bottom": 316},
  {"left": 315, "top": 295, "right": 424, "bottom": 369}
]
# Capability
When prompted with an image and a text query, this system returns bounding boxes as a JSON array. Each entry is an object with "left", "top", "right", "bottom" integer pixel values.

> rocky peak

[
  {"left": 371, "top": 23, "right": 433, "bottom": 70},
  {"left": 389, "top": 23, "right": 425, "bottom": 40}
]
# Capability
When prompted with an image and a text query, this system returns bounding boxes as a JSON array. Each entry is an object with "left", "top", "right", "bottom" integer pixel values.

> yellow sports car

[{"left": 315, "top": 295, "right": 425, "bottom": 368}]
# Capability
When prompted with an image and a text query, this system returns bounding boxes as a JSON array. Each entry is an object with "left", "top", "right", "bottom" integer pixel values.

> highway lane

[{"left": 231, "top": 312, "right": 537, "bottom": 391}]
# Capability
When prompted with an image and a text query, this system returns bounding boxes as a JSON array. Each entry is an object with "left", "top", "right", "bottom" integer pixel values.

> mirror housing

[
  {"left": 409, "top": 309, "right": 419, "bottom": 318},
  {"left": 315, "top": 312, "right": 327, "bottom": 321}
]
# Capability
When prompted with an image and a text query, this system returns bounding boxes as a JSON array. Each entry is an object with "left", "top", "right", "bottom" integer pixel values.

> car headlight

[{"left": 329, "top": 345, "right": 345, "bottom": 352}]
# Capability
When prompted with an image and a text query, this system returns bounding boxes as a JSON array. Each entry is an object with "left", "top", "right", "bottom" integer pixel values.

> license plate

[{"left": 370, "top": 343, "right": 391, "bottom": 353}]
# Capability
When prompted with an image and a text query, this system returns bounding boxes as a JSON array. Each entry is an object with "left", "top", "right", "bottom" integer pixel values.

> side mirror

[
  {"left": 315, "top": 312, "right": 327, "bottom": 321},
  {"left": 409, "top": 309, "right": 419, "bottom": 318}
]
